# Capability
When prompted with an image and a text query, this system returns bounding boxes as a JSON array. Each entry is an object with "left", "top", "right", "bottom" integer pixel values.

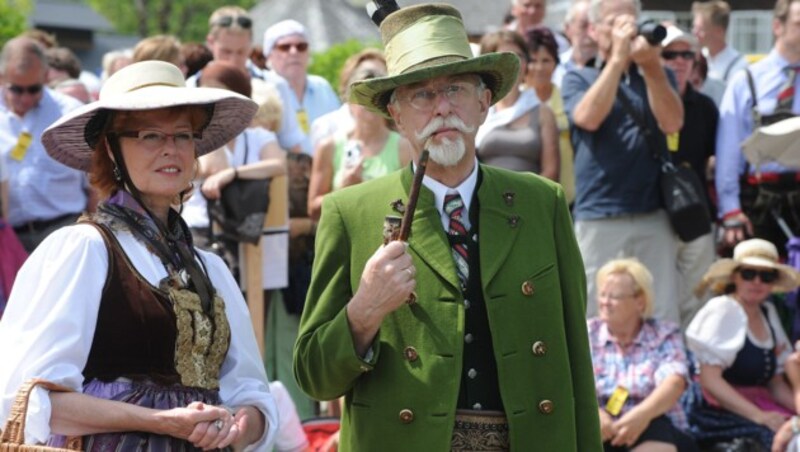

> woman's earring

[{"left": 113, "top": 164, "right": 122, "bottom": 182}]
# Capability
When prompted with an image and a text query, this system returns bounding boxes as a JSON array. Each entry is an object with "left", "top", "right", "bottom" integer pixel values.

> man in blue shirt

[
  {"left": 716, "top": 0, "right": 800, "bottom": 256},
  {"left": 0, "top": 37, "right": 86, "bottom": 252},
  {"left": 263, "top": 20, "right": 341, "bottom": 156},
  {"left": 562, "top": 0, "right": 684, "bottom": 322}
]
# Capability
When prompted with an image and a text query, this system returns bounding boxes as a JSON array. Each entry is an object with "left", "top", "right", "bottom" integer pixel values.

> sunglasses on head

[
  {"left": 738, "top": 268, "right": 780, "bottom": 283},
  {"left": 7, "top": 83, "right": 43, "bottom": 95},
  {"left": 275, "top": 42, "right": 309, "bottom": 53},
  {"left": 213, "top": 15, "right": 252, "bottom": 29},
  {"left": 662, "top": 50, "right": 695, "bottom": 61}
]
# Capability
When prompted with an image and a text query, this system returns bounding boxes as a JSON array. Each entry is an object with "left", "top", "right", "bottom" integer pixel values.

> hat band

[{"left": 385, "top": 15, "right": 473, "bottom": 77}]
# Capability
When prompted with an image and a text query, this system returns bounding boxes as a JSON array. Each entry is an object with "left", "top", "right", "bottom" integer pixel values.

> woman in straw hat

[
  {"left": 0, "top": 60, "right": 277, "bottom": 450},
  {"left": 684, "top": 238, "right": 800, "bottom": 450}
]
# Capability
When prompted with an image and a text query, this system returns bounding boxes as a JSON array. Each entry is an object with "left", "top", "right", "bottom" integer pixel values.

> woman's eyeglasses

[
  {"left": 111, "top": 130, "right": 200, "bottom": 151},
  {"left": 275, "top": 42, "right": 309, "bottom": 53},
  {"left": 661, "top": 50, "right": 695, "bottom": 61},
  {"left": 7, "top": 83, "right": 43, "bottom": 95},
  {"left": 738, "top": 268, "right": 779, "bottom": 284},
  {"left": 212, "top": 15, "right": 252, "bottom": 29}
]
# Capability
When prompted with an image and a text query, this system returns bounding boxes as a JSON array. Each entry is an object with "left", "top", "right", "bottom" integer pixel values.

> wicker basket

[{"left": 0, "top": 379, "right": 82, "bottom": 451}]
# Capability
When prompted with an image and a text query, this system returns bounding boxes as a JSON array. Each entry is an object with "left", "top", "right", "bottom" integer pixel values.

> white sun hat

[
  {"left": 698, "top": 238, "right": 800, "bottom": 294},
  {"left": 42, "top": 60, "right": 257, "bottom": 172}
]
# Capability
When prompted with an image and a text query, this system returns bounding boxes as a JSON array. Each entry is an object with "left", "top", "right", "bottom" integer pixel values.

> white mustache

[{"left": 415, "top": 115, "right": 475, "bottom": 145}]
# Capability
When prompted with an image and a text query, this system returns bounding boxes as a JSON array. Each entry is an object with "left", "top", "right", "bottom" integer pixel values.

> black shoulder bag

[
  {"left": 617, "top": 88, "right": 712, "bottom": 242},
  {"left": 207, "top": 131, "right": 271, "bottom": 244}
]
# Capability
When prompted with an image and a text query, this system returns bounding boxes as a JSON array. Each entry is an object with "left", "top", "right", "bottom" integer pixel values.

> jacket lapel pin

[{"left": 390, "top": 199, "right": 406, "bottom": 214}]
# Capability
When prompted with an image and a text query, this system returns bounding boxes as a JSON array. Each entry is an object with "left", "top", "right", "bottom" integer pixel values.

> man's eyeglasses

[
  {"left": 661, "top": 50, "right": 695, "bottom": 61},
  {"left": 275, "top": 42, "right": 309, "bottom": 53},
  {"left": 111, "top": 130, "right": 200, "bottom": 152},
  {"left": 7, "top": 83, "right": 43, "bottom": 96},
  {"left": 212, "top": 15, "right": 252, "bottom": 29},
  {"left": 399, "top": 82, "right": 482, "bottom": 112},
  {"left": 738, "top": 267, "right": 780, "bottom": 284}
]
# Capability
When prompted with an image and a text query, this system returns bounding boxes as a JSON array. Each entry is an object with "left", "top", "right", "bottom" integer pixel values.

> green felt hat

[{"left": 349, "top": 3, "right": 520, "bottom": 118}]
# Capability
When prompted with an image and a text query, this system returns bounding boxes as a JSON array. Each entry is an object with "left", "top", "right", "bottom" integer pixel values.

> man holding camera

[{"left": 562, "top": 0, "right": 684, "bottom": 322}]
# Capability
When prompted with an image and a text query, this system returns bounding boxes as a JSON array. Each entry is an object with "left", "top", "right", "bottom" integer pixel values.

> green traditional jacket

[{"left": 294, "top": 163, "right": 602, "bottom": 451}]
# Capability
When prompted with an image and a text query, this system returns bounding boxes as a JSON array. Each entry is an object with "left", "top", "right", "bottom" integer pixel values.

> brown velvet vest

[{"left": 81, "top": 222, "right": 230, "bottom": 389}]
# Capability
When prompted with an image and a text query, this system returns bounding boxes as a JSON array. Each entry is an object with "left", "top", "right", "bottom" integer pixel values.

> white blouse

[
  {"left": 686, "top": 295, "right": 792, "bottom": 372},
  {"left": 0, "top": 224, "right": 277, "bottom": 449}
]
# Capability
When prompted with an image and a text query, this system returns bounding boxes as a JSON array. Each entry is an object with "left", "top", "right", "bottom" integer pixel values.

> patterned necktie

[
  {"left": 777, "top": 66, "right": 798, "bottom": 111},
  {"left": 444, "top": 193, "right": 469, "bottom": 288}
]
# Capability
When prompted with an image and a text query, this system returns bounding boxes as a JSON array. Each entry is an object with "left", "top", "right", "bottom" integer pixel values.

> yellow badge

[
  {"left": 666, "top": 132, "right": 679, "bottom": 152},
  {"left": 10, "top": 131, "right": 32, "bottom": 161},
  {"left": 296, "top": 109, "right": 309, "bottom": 134},
  {"left": 605, "top": 385, "right": 629, "bottom": 416}
]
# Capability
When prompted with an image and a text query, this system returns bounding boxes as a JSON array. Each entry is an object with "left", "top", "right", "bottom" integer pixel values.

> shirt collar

[
  {"left": 419, "top": 158, "right": 479, "bottom": 216},
  {"left": 598, "top": 318, "right": 651, "bottom": 347}
]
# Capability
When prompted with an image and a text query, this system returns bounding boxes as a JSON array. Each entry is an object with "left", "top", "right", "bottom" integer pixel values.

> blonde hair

[
  {"left": 596, "top": 258, "right": 655, "bottom": 318},
  {"left": 133, "top": 35, "right": 183, "bottom": 66},
  {"left": 251, "top": 80, "right": 283, "bottom": 132}
]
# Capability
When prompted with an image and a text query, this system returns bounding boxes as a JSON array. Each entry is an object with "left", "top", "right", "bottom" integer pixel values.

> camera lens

[{"left": 637, "top": 20, "right": 666, "bottom": 45}]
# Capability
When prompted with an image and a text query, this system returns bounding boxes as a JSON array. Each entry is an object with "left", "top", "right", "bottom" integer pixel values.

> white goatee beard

[
  {"left": 426, "top": 136, "right": 466, "bottom": 167},
  {"left": 415, "top": 115, "right": 473, "bottom": 167}
]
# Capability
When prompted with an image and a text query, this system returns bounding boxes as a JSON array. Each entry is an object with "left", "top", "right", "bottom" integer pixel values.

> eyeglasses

[
  {"left": 7, "top": 83, "right": 43, "bottom": 96},
  {"left": 598, "top": 292, "right": 638, "bottom": 301},
  {"left": 275, "top": 42, "right": 309, "bottom": 53},
  {"left": 738, "top": 268, "right": 780, "bottom": 284},
  {"left": 111, "top": 130, "right": 200, "bottom": 151},
  {"left": 212, "top": 15, "right": 252, "bottom": 29},
  {"left": 662, "top": 50, "right": 695, "bottom": 61},
  {"left": 399, "top": 82, "right": 482, "bottom": 112}
]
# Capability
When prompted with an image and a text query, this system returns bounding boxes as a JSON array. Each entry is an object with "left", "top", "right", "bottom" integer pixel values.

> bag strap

[
  {"left": 0, "top": 378, "right": 83, "bottom": 450},
  {"left": 743, "top": 68, "right": 760, "bottom": 178},
  {"left": 616, "top": 87, "right": 675, "bottom": 170},
  {"left": 723, "top": 53, "right": 744, "bottom": 81}
]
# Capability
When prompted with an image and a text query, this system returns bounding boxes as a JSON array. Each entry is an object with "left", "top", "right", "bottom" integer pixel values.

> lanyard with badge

[
  {"left": 8, "top": 102, "right": 41, "bottom": 161},
  {"left": 10, "top": 131, "right": 32, "bottom": 161}
]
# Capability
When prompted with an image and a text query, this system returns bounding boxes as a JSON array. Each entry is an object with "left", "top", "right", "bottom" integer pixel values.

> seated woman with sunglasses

[
  {"left": 0, "top": 61, "right": 277, "bottom": 450},
  {"left": 684, "top": 238, "right": 800, "bottom": 450}
]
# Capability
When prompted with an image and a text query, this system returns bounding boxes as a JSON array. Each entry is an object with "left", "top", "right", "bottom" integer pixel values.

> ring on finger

[{"left": 213, "top": 419, "right": 224, "bottom": 430}]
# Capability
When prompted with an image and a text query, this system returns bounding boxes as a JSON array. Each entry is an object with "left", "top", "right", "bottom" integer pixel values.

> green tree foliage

[
  {"left": 308, "top": 39, "right": 381, "bottom": 100},
  {"left": 86, "top": 0, "right": 257, "bottom": 42},
  {"left": 0, "top": 0, "right": 32, "bottom": 47}
]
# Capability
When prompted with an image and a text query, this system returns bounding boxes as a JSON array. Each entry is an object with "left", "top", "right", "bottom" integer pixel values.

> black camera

[{"left": 638, "top": 19, "right": 666, "bottom": 45}]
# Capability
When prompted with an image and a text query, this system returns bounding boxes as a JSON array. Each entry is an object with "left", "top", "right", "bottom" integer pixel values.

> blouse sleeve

[
  {"left": 200, "top": 249, "right": 278, "bottom": 451},
  {"left": 685, "top": 295, "right": 748, "bottom": 368},
  {"left": 0, "top": 224, "right": 108, "bottom": 444}
]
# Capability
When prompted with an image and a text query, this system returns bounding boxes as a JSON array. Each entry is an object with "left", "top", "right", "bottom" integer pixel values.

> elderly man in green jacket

[{"left": 294, "top": 3, "right": 602, "bottom": 451}]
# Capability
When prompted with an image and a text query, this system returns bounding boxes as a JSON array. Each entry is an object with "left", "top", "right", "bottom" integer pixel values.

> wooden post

[{"left": 243, "top": 175, "right": 288, "bottom": 358}]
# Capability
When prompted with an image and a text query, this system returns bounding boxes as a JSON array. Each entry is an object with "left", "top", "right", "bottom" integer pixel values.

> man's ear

[{"left": 387, "top": 101, "right": 405, "bottom": 134}]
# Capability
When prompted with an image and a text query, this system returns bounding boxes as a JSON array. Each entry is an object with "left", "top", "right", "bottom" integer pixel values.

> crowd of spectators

[{"left": 1, "top": 0, "right": 800, "bottom": 450}]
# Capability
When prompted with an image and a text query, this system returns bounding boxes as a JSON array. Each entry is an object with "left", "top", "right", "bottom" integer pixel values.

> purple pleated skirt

[{"left": 48, "top": 379, "right": 231, "bottom": 451}]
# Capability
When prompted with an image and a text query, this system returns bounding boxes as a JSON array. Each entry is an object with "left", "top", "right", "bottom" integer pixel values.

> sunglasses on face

[
  {"left": 661, "top": 50, "right": 695, "bottom": 61},
  {"left": 7, "top": 83, "right": 43, "bottom": 95},
  {"left": 738, "top": 268, "right": 780, "bottom": 284},
  {"left": 213, "top": 15, "right": 252, "bottom": 29},
  {"left": 275, "top": 42, "right": 309, "bottom": 53}
]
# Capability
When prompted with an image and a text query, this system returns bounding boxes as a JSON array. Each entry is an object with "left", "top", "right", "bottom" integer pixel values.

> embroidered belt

[{"left": 451, "top": 409, "right": 509, "bottom": 451}]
